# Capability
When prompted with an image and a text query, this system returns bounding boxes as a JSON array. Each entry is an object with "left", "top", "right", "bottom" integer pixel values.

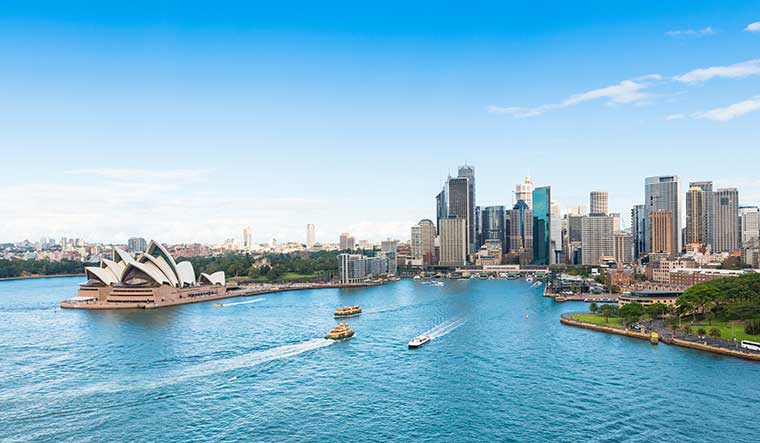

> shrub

[
  {"left": 709, "top": 328, "right": 721, "bottom": 338},
  {"left": 697, "top": 328, "right": 707, "bottom": 336},
  {"left": 744, "top": 319, "right": 760, "bottom": 336}
]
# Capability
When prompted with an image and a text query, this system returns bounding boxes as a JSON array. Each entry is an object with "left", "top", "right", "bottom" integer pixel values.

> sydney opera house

[{"left": 61, "top": 240, "right": 228, "bottom": 309}]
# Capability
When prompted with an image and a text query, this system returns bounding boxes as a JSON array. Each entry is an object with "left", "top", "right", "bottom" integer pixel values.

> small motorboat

[{"left": 408, "top": 335, "right": 431, "bottom": 349}]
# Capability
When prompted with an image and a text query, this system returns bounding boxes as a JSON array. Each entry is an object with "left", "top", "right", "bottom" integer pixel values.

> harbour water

[{"left": 2, "top": 277, "right": 759, "bottom": 442}]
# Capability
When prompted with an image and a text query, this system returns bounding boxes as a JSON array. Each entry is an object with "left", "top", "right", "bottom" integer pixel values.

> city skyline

[{"left": 2, "top": 2, "right": 760, "bottom": 244}]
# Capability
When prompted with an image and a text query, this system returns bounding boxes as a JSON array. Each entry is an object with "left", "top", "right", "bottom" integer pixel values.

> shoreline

[
  {"left": 60, "top": 279, "right": 396, "bottom": 310},
  {"left": 0, "top": 273, "right": 85, "bottom": 282},
  {"left": 560, "top": 314, "right": 760, "bottom": 362}
]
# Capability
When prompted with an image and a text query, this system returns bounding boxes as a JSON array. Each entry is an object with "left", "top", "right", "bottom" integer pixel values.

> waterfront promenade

[{"left": 561, "top": 313, "right": 760, "bottom": 362}]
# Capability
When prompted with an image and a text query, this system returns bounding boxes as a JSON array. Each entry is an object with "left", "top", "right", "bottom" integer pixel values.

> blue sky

[{"left": 1, "top": 1, "right": 759, "bottom": 244}]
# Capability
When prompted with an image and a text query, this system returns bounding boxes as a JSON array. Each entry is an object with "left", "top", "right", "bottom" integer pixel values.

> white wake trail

[
  {"left": 221, "top": 298, "right": 265, "bottom": 307},
  {"left": 421, "top": 318, "right": 467, "bottom": 340}
]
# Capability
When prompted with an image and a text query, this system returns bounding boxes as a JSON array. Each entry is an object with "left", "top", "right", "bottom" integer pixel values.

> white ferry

[{"left": 408, "top": 335, "right": 431, "bottom": 349}]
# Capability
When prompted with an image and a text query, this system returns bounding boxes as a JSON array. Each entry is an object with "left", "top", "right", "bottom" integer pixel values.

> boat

[
  {"left": 413, "top": 275, "right": 421, "bottom": 280},
  {"left": 334, "top": 305, "right": 362, "bottom": 318},
  {"left": 325, "top": 323, "right": 355, "bottom": 340},
  {"left": 431, "top": 281, "right": 444, "bottom": 287},
  {"left": 525, "top": 276, "right": 534, "bottom": 283},
  {"left": 408, "top": 335, "right": 431, "bottom": 349},
  {"left": 506, "top": 272, "right": 519, "bottom": 280},
  {"left": 532, "top": 281, "right": 543, "bottom": 287},
  {"left": 213, "top": 303, "right": 222, "bottom": 307},
  {"left": 650, "top": 332, "right": 659, "bottom": 345}
]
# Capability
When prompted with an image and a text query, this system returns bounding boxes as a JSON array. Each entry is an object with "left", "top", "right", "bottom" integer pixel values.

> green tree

[
  {"left": 620, "top": 302, "right": 645, "bottom": 324},
  {"left": 600, "top": 304, "right": 615, "bottom": 323},
  {"left": 697, "top": 328, "right": 707, "bottom": 337},
  {"left": 589, "top": 302, "right": 599, "bottom": 314},
  {"left": 709, "top": 328, "right": 721, "bottom": 339}
]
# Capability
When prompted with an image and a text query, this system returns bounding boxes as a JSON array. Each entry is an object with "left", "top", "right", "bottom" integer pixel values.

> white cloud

[
  {"left": 673, "top": 59, "right": 760, "bottom": 83},
  {"left": 689, "top": 95, "right": 760, "bottom": 121},
  {"left": 666, "top": 27, "right": 715, "bottom": 37},
  {"left": 488, "top": 75, "right": 662, "bottom": 118},
  {"left": 744, "top": 22, "right": 760, "bottom": 32},
  {"left": 665, "top": 114, "right": 685, "bottom": 120}
]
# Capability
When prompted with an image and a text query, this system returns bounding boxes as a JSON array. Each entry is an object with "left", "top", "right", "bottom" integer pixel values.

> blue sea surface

[{"left": 1, "top": 277, "right": 758, "bottom": 442}]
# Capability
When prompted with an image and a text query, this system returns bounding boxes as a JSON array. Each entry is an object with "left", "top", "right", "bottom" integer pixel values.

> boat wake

[
  {"left": 363, "top": 304, "right": 407, "bottom": 315},
  {"left": 422, "top": 318, "right": 467, "bottom": 340},
  {"left": 221, "top": 298, "right": 265, "bottom": 307}
]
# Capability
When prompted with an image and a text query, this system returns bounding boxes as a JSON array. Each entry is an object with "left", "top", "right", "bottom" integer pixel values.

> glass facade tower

[{"left": 532, "top": 186, "right": 551, "bottom": 265}]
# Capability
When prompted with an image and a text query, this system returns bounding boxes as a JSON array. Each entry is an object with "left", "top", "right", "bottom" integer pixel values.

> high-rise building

[
  {"left": 242, "top": 226, "right": 253, "bottom": 250},
  {"left": 567, "top": 214, "right": 584, "bottom": 243},
  {"left": 381, "top": 239, "right": 399, "bottom": 254},
  {"left": 515, "top": 176, "right": 533, "bottom": 209},
  {"left": 590, "top": 191, "right": 608, "bottom": 215},
  {"left": 435, "top": 189, "right": 447, "bottom": 235},
  {"left": 339, "top": 233, "right": 355, "bottom": 250},
  {"left": 740, "top": 206, "right": 760, "bottom": 244},
  {"left": 507, "top": 200, "right": 533, "bottom": 264},
  {"left": 650, "top": 211, "right": 674, "bottom": 256},
  {"left": 714, "top": 188, "right": 740, "bottom": 252},
  {"left": 532, "top": 186, "right": 551, "bottom": 265},
  {"left": 631, "top": 204, "right": 646, "bottom": 260},
  {"left": 685, "top": 187, "right": 708, "bottom": 246},
  {"left": 306, "top": 224, "right": 316, "bottom": 248},
  {"left": 338, "top": 253, "right": 392, "bottom": 283},
  {"left": 550, "top": 201, "right": 562, "bottom": 264},
  {"left": 127, "top": 237, "right": 147, "bottom": 253},
  {"left": 581, "top": 215, "right": 613, "bottom": 265},
  {"left": 609, "top": 213, "right": 622, "bottom": 232},
  {"left": 613, "top": 231, "right": 633, "bottom": 265},
  {"left": 411, "top": 219, "right": 436, "bottom": 265},
  {"left": 439, "top": 217, "right": 467, "bottom": 267},
  {"left": 689, "top": 181, "right": 714, "bottom": 248},
  {"left": 457, "top": 165, "right": 477, "bottom": 255},
  {"left": 481, "top": 206, "right": 506, "bottom": 254},
  {"left": 645, "top": 175, "right": 681, "bottom": 255}
]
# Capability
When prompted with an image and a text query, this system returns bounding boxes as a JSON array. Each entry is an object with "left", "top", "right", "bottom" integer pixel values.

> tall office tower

[
  {"left": 457, "top": 165, "right": 477, "bottom": 254},
  {"left": 645, "top": 175, "right": 681, "bottom": 255},
  {"left": 740, "top": 206, "right": 760, "bottom": 244},
  {"left": 481, "top": 206, "right": 506, "bottom": 254},
  {"left": 242, "top": 226, "right": 253, "bottom": 250},
  {"left": 306, "top": 224, "right": 316, "bottom": 248},
  {"left": 515, "top": 176, "right": 533, "bottom": 209},
  {"left": 567, "top": 214, "right": 584, "bottom": 243},
  {"left": 474, "top": 205, "right": 482, "bottom": 248},
  {"left": 381, "top": 239, "right": 399, "bottom": 254},
  {"left": 685, "top": 187, "right": 707, "bottom": 246},
  {"left": 581, "top": 215, "right": 613, "bottom": 265},
  {"left": 411, "top": 219, "right": 436, "bottom": 265},
  {"left": 714, "top": 188, "right": 740, "bottom": 252},
  {"left": 650, "top": 211, "right": 674, "bottom": 255},
  {"left": 507, "top": 200, "right": 533, "bottom": 263},
  {"left": 435, "top": 189, "right": 447, "bottom": 235},
  {"left": 613, "top": 231, "right": 633, "bottom": 265},
  {"left": 589, "top": 191, "right": 608, "bottom": 215},
  {"left": 631, "top": 205, "right": 646, "bottom": 260},
  {"left": 532, "top": 186, "right": 551, "bottom": 265},
  {"left": 127, "top": 237, "right": 147, "bottom": 253},
  {"left": 689, "top": 181, "right": 714, "bottom": 248},
  {"left": 439, "top": 217, "right": 467, "bottom": 267},
  {"left": 567, "top": 205, "right": 587, "bottom": 216},
  {"left": 339, "top": 233, "right": 355, "bottom": 250},
  {"left": 550, "top": 201, "right": 562, "bottom": 264}
]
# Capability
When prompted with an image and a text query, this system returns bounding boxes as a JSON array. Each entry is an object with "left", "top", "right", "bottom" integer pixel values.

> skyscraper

[
  {"left": 645, "top": 175, "right": 681, "bottom": 255},
  {"left": 457, "top": 165, "right": 477, "bottom": 255},
  {"left": 435, "top": 189, "right": 447, "bottom": 235},
  {"left": 589, "top": 191, "right": 608, "bottom": 215},
  {"left": 411, "top": 219, "right": 436, "bottom": 265},
  {"left": 714, "top": 188, "right": 739, "bottom": 252},
  {"left": 613, "top": 231, "right": 633, "bottom": 265},
  {"left": 515, "top": 176, "right": 533, "bottom": 209},
  {"left": 242, "top": 226, "right": 253, "bottom": 250},
  {"left": 306, "top": 224, "right": 316, "bottom": 248},
  {"left": 550, "top": 201, "right": 562, "bottom": 264},
  {"left": 507, "top": 200, "right": 533, "bottom": 264},
  {"left": 581, "top": 215, "right": 613, "bottom": 265},
  {"left": 339, "top": 233, "right": 355, "bottom": 250},
  {"left": 689, "top": 181, "right": 714, "bottom": 248},
  {"left": 481, "top": 206, "right": 506, "bottom": 254},
  {"left": 650, "top": 210, "right": 674, "bottom": 256},
  {"left": 127, "top": 237, "right": 147, "bottom": 253},
  {"left": 685, "top": 187, "right": 707, "bottom": 246},
  {"left": 532, "top": 186, "right": 551, "bottom": 265},
  {"left": 739, "top": 206, "right": 760, "bottom": 244},
  {"left": 439, "top": 217, "right": 467, "bottom": 267},
  {"left": 631, "top": 204, "right": 646, "bottom": 260}
]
